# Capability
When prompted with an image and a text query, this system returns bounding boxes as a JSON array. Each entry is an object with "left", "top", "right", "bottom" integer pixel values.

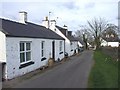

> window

[
  {"left": 41, "top": 41, "right": 45, "bottom": 57},
  {"left": 59, "top": 41, "right": 62, "bottom": 52},
  {"left": 20, "top": 42, "right": 31, "bottom": 63},
  {"left": 70, "top": 42, "right": 73, "bottom": 50}
]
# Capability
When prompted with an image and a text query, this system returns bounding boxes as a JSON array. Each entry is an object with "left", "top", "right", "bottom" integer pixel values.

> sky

[{"left": 0, "top": 0, "right": 119, "bottom": 33}]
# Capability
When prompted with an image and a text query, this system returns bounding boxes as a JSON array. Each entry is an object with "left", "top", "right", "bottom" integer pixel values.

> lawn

[{"left": 88, "top": 50, "right": 118, "bottom": 88}]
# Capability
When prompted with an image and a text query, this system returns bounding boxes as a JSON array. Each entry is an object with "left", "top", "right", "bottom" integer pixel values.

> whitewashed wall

[
  {"left": 78, "top": 41, "right": 83, "bottom": 47},
  {"left": 0, "top": 31, "right": 6, "bottom": 62},
  {"left": 43, "top": 20, "right": 79, "bottom": 56},
  {"left": 108, "top": 42, "right": 119, "bottom": 47},
  {"left": 50, "top": 26, "right": 73, "bottom": 56},
  {"left": 73, "top": 41, "right": 78, "bottom": 53},
  {"left": 5, "top": 37, "right": 64, "bottom": 79},
  {"left": 70, "top": 41, "right": 78, "bottom": 56},
  {"left": 101, "top": 39, "right": 108, "bottom": 46},
  {"left": 54, "top": 40, "right": 64, "bottom": 61}
]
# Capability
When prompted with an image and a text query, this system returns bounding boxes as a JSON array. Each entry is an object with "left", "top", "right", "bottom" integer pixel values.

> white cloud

[{"left": 0, "top": 0, "right": 119, "bottom": 32}]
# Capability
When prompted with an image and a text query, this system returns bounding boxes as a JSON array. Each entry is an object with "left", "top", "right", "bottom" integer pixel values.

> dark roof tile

[
  {"left": 0, "top": 18, "right": 64, "bottom": 40},
  {"left": 56, "top": 25, "right": 67, "bottom": 36}
]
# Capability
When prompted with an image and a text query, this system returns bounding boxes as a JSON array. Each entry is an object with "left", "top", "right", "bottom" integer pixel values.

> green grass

[{"left": 88, "top": 50, "right": 118, "bottom": 88}]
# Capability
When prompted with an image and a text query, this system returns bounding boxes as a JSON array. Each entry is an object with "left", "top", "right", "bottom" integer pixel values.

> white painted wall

[
  {"left": 78, "top": 41, "right": 83, "bottom": 47},
  {"left": 101, "top": 39, "right": 119, "bottom": 47},
  {"left": 54, "top": 40, "right": 64, "bottom": 61},
  {"left": 43, "top": 20, "right": 78, "bottom": 56},
  {"left": 50, "top": 27, "right": 78, "bottom": 56},
  {"left": 5, "top": 37, "right": 64, "bottom": 79},
  {"left": 108, "top": 42, "right": 119, "bottom": 47},
  {"left": 0, "top": 31, "right": 6, "bottom": 62},
  {"left": 101, "top": 39, "right": 108, "bottom": 46},
  {"left": 70, "top": 41, "right": 78, "bottom": 55},
  {"left": 74, "top": 41, "right": 78, "bottom": 53},
  {"left": 50, "top": 26, "right": 72, "bottom": 56}
]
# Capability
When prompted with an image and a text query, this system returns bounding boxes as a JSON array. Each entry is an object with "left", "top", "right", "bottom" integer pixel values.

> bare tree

[
  {"left": 102, "top": 24, "right": 119, "bottom": 39},
  {"left": 75, "top": 25, "right": 93, "bottom": 49},
  {"left": 75, "top": 29, "right": 83, "bottom": 39},
  {"left": 75, "top": 18, "right": 118, "bottom": 49},
  {"left": 87, "top": 18, "right": 108, "bottom": 49}
]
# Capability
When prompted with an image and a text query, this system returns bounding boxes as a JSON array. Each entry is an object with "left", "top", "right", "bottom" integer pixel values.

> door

[
  {"left": 1, "top": 62, "right": 6, "bottom": 81},
  {"left": 52, "top": 41, "right": 55, "bottom": 60}
]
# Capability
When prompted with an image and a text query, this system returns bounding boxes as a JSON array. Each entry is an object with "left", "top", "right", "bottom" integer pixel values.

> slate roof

[
  {"left": 75, "top": 37, "right": 85, "bottom": 45},
  {"left": 56, "top": 25, "right": 78, "bottom": 41},
  {"left": 102, "top": 37, "right": 119, "bottom": 42},
  {"left": 0, "top": 18, "right": 64, "bottom": 40},
  {"left": 55, "top": 25, "right": 67, "bottom": 36},
  {"left": 67, "top": 35, "right": 78, "bottom": 41}
]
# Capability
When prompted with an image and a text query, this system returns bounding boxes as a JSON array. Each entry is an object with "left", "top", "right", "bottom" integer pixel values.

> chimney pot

[{"left": 44, "top": 16, "right": 48, "bottom": 21}]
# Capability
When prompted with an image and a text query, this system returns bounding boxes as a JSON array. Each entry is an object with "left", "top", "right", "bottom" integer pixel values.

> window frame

[
  {"left": 70, "top": 42, "right": 73, "bottom": 50},
  {"left": 59, "top": 41, "right": 62, "bottom": 52},
  {"left": 20, "top": 41, "right": 32, "bottom": 64},
  {"left": 41, "top": 41, "right": 45, "bottom": 58}
]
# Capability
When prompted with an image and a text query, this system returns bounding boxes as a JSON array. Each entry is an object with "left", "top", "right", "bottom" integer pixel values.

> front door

[
  {"left": 52, "top": 41, "right": 55, "bottom": 60},
  {"left": 0, "top": 62, "right": 6, "bottom": 81}
]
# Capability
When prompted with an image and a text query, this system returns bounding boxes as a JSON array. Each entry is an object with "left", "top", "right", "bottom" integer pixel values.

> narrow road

[{"left": 13, "top": 50, "right": 94, "bottom": 88}]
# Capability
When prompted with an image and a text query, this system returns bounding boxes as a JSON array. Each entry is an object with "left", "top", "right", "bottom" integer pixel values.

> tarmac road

[{"left": 13, "top": 50, "right": 94, "bottom": 88}]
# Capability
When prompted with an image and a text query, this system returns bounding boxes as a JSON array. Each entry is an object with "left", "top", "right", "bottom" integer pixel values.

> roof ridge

[{"left": 0, "top": 18, "right": 27, "bottom": 25}]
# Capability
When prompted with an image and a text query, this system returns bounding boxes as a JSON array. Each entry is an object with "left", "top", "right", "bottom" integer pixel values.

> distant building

[{"left": 101, "top": 37, "right": 119, "bottom": 47}]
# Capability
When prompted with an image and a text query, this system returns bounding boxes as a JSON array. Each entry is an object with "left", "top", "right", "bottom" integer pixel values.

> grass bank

[{"left": 88, "top": 50, "right": 118, "bottom": 88}]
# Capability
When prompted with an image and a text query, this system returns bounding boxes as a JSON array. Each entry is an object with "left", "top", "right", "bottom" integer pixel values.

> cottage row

[{"left": 0, "top": 11, "right": 83, "bottom": 80}]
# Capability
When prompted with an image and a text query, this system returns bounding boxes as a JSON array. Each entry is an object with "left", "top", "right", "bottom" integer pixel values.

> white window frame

[
  {"left": 41, "top": 41, "right": 45, "bottom": 57},
  {"left": 70, "top": 42, "right": 73, "bottom": 50},
  {"left": 20, "top": 41, "right": 32, "bottom": 64}
]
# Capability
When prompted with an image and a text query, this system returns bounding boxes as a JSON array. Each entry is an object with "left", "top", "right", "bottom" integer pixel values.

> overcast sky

[{"left": 0, "top": 0, "right": 119, "bottom": 32}]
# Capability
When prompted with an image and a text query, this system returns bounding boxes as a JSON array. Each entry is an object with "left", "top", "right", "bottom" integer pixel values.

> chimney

[
  {"left": 42, "top": 16, "right": 49, "bottom": 28},
  {"left": 50, "top": 20, "right": 56, "bottom": 30},
  {"left": 68, "top": 31, "right": 72, "bottom": 36},
  {"left": 19, "top": 11, "right": 27, "bottom": 24},
  {"left": 63, "top": 25, "right": 68, "bottom": 30},
  {"left": 63, "top": 25, "right": 68, "bottom": 36}
]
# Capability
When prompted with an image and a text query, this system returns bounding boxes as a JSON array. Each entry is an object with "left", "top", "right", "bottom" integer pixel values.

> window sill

[
  {"left": 59, "top": 52, "right": 63, "bottom": 54},
  {"left": 41, "top": 57, "right": 47, "bottom": 61},
  {"left": 19, "top": 61, "right": 34, "bottom": 69}
]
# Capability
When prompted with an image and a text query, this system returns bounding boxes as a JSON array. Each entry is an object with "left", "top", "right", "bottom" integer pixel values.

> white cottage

[
  {"left": 101, "top": 38, "right": 119, "bottom": 47},
  {"left": 42, "top": 18, "right": 79, "bottom": 56},
  {"left": 0, "top": 12, "right": 65, "bottom": 80}
]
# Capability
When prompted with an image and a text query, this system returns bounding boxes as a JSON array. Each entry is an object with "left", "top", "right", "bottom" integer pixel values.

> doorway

[
  {"left": 0, "top": 62, "right": 6, "bottom": 81},
  {"left": 52, "top": 41, "right": 55, "bottom": 60}
]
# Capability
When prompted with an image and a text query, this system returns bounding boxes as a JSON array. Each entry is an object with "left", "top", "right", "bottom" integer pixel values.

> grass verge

[{"left": 88, "top": 50, "right": 118, "bottom": 88}]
